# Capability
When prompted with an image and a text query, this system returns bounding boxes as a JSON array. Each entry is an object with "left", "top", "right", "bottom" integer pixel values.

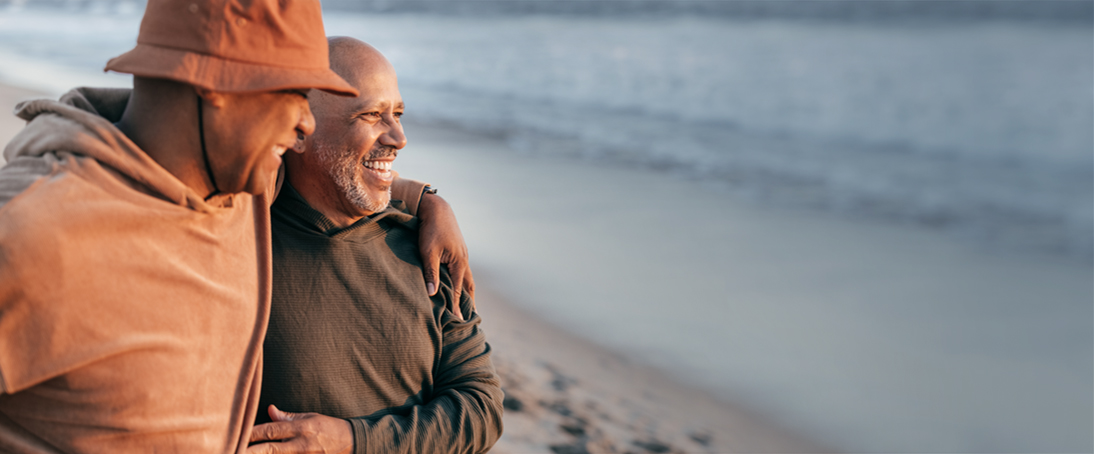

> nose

[
  {"left": 295, "top": 102, "right": 316, "bottom": 138},
  {"left": 380, "top": 114, "right": 407, "bottom": 150}
]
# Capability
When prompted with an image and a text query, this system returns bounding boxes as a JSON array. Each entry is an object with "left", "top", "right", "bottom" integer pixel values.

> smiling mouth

[{"left": 362, "top": 160, "right": 393, "bottom": 178}]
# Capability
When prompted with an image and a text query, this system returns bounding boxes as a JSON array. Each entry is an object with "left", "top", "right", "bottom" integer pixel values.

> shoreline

[
  {"left": 476, "top": 281, "right": 827, "bottom": 453},
  {"left": 396, "top": 119, "right": 1092, "bottom": 452},
  {"left": 5, "top": 80, "right": 1091, "bottom": 452},
  {"left": 0, "top": 82, "right": 824, "bottom": 452}
]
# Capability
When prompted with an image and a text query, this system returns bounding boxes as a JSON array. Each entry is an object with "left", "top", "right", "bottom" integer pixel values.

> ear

[
  {"left": 290, "top": 133, "right": 307, "bottom": 154},
  {"left": 194, "top": 87, "right": 228, "bottom": 108}
]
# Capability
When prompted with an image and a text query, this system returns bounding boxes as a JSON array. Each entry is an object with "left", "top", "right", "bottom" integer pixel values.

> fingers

[
  {"left": 463, "top": 267, "right": 476, "bottom": 303},
  {"left": 249, "top": 421, "right": 294, "bottom": 444},
  {"left": 449, "top": 263, "right": 466, "bottom": 321},
  {"left": 245, "top": 441, "right": 287, "bottom": 454},
  {"left": 422, "top": 250, "right": 440, "bottom": 297},
  {"left": 250, "top": 414, "right": 354, "bottom": 454},
  {"left": 245, "top": 442, "right": 274, "bottom": 454},
  {"left": 451, "top": 300, "right": 464, "bottom": 321},
  {"left": 246, "top": 440, "right": 301, "bottom": 454}
]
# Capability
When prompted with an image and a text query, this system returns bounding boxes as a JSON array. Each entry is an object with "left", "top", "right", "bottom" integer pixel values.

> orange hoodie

[{"left": 0, "top": 87, "right": 270, "bottom": 453}]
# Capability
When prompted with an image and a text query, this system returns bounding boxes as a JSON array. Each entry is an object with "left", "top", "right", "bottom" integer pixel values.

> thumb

[{"left": 268, "top": 404, "right": 302, "bottom": 422}]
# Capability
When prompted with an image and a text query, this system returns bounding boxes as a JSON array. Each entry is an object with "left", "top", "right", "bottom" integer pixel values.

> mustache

[{"left": 366, "top": 146, "right": 398, "bottom": 161}]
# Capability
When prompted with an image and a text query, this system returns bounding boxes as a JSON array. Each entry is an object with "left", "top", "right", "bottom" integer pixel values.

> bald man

[{"left": 246, "top": 38, "right": 502, "bottom": 454}]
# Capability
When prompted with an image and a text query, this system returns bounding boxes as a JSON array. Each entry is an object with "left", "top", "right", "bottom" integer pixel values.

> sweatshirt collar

[{"left": 274, "top": 181, "right": 416, "bottom": 240}]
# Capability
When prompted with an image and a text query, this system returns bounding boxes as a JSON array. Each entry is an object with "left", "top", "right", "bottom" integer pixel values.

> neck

[
  {"left": 114, "top": 77, "right": 218, "bottom": 198},
  {"left": 284, "top": 153, "right": 373, "bottom": 228}
]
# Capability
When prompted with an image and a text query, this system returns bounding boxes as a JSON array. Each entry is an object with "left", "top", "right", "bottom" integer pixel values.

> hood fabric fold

[
  {"left": 3, "top": 87, "right": 218, "bottom": 212},
  {"left": 0, "top": 87, "right": 271, "bottom": 454}
]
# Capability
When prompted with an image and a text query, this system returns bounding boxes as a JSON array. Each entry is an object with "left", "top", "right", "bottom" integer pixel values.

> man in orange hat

[{"left": 0, "top": 1, "right": 471, "bottom": 453}]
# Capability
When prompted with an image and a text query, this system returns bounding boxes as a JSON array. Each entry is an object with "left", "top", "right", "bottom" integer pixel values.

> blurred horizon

[
  {"left": 0, "top": 1, "right": 1090, "bottom": 452},
  {"left": 3, "top": 0, "right": 1092, "bottom": 22},
  {"left": 328, "top": 0, "right": 1094, "bottom": 22}
]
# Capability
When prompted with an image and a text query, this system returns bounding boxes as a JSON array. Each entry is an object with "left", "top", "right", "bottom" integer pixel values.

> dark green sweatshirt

[{"left": 257, "top": 183, "right": 502, "bottom": 454}]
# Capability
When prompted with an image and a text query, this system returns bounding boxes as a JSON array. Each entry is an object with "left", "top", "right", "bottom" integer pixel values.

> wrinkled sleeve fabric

[
  {"left": 0, "top": 169, "right": 59, "bottom": 395},
  {"left": 389, "top": 177, "right": 429, "bottom": 217},
  {"left": 347, "top": 281, "right": 503, "bottom": 454},
  {"left": 0, "top": 238, "right": 29, "bottom": 396},
  {"left": 0, "top": 156, "right": 55, "bottom": 208}
]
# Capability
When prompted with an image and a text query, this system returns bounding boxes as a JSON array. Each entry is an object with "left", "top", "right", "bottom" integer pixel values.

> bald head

[
  {"left": 329, "top": 37, "right": 394, "bottom": 82},
  {"left": 286, "top": 36, "right": 407, "bottom": 226},
  {"left": 307, "top": 37, "right": 396, "bottom": 115}
]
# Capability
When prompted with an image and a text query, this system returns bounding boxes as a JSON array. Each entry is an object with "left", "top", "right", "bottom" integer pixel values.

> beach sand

[
  {"left": 4, "top": 82, "right": 1089, "bottom": 452},
  {"left": 478, "top": 284, "right": 824, "bottom": 453},
  {"left": 394, "top": 123, "right": 1092, "bottom": 452},
  {"left": 0, "top": 83, "right": 824, "bottom": 453}
]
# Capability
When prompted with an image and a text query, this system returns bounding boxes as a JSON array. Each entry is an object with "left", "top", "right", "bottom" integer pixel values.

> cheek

[
  {"left": 335, "top": 128, "right": 381, "bottom": 160},
  {"left": 357, "top": 130, "right": 385, "bottom": 154},
  {"left": 253, "top": 96, "right": 306, "bottom": 137}
]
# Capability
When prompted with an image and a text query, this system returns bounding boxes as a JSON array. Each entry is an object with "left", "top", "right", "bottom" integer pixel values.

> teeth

[{"left": 363, "top": 161, "right": 393, "bottom": 171}]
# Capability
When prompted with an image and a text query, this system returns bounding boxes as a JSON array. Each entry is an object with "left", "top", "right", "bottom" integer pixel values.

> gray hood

[{"left": 1, "top": 87, "right": 216, "bottom": 212}]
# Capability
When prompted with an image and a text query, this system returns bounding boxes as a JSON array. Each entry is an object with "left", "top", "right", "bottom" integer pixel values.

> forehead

[{"left": 347, "top": 67, "right": 402, "bottom": 108}]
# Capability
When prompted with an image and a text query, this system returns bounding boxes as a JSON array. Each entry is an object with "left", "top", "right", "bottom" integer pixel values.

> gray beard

[{"left": 314, "top": 143, "right": 391, "bottom": 213}]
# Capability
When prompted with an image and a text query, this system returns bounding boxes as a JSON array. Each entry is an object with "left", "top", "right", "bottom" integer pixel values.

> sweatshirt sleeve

[
  {"left": 389, "top": 177, "right": 429, "bottom": 217},
  {"left": 347, "top": 279, "right": 504, "bottom": 454}
]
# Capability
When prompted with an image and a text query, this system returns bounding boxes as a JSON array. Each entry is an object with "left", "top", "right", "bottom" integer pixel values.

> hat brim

[{"left": 105, "top": 43, "right": 359, "bottom": 97}]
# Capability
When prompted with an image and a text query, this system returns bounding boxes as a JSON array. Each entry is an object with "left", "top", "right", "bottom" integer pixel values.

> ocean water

[
  {"left": 0, "top": 2, "right": 1090, "bottom": 262},
  {"left": 324, "top": 11, "right": 1093, "bottom": 264},
  {"left": 0, "top": 2, "right": 1091, "bottom": 452}
]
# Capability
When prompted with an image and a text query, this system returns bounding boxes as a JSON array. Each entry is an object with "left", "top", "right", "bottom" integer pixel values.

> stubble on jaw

[{"left": 313, "top": 142, "right": 396, "bottom": 213}]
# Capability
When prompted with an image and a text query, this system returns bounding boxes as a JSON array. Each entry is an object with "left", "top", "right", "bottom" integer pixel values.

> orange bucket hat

[{"left": 105, "top": 0, "right": 358, "bottom": 97}]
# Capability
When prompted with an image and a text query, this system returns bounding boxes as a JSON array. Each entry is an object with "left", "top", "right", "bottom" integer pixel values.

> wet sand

[
  {"left": 394, "top": 122, "right": 1092, "bottom": 452},
  {"left": 0, "top": 82, "right": 823, "bottom": 453},
  {"left": 477, "top": 282, "right": 824, "bottom": 453},
  {"left": 9, "top": 81, "right": 1087, "bottom": 452}
]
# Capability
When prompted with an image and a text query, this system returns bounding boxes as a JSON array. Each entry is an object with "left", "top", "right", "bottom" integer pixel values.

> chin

[
  {"left": 367, "top": 194, "right": 392, "bottom": 212},
  {"left": 346, "top": 188, "right": 392, "bottom": 213}
]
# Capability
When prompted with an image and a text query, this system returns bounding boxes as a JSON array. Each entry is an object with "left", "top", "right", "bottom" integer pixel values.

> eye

[
  {"left": 282, "top": 89, "right": 308, "bottom": 99},
  {"left": 357, "top": 111, "right": 382, "bottom": 123}
]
